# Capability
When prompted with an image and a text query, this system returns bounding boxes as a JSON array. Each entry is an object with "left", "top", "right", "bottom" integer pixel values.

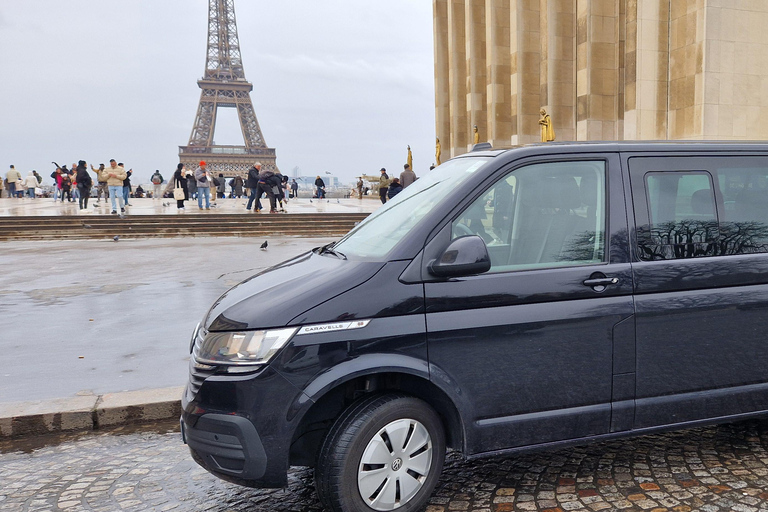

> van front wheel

[{"left": 315, "top": 394, "right": 446, "bottom": 512}]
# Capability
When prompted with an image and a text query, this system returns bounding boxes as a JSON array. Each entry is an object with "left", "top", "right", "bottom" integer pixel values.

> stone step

[{"left": 0, "top": 213, "right": 368, "bottom": 241}]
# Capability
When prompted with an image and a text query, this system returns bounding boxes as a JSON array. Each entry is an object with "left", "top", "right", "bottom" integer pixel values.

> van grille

[{"left": 189, "top": 356, "right": 216, "bottom": 397}]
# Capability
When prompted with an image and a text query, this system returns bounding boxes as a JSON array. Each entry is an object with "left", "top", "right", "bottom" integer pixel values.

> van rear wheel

[{"left": 315, "top": 394, "right": 446, "bottom": 512}]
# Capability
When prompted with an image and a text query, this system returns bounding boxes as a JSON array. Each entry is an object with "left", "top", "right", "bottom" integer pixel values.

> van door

[
  {"left": 628, "top": 155, "right": 768, "bottom": 428},
  {"left": 424, "top": 155, "right": 635, "bottom": 455}
]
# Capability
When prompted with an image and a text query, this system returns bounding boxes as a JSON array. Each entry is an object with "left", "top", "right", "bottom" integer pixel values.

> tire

[{"left": 315, "top": 394, "right": 446, "bottom": 512}]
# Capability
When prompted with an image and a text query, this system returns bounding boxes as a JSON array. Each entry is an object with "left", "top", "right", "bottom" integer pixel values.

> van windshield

[{"left": 332, "top": 157, "right": 490, "bottom": 259}]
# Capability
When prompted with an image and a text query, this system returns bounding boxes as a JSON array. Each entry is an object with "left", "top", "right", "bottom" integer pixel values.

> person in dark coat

[
  {"left": 232, "top": 175, "right": 244, "bottom": 198},
  {"left": 216, "top": 173, "right": 226, "bottom": 199},
  {"left": 75, "top": 161, "right": 92, "bottom": 210},
  {"left": 387, "top": 177, "right": 403, "bottom": 199},
  {"left": 173, "top": 163, "right": 188, "bottom": 210},
  {"left": 246, "top": 162, "right": 263, "bottom": 211},
  {"left": 315, "top": 176, "right": 326, "bottom": 199},
  {"left": 186, "top": 170, "right": 197, "bottom": 199}
]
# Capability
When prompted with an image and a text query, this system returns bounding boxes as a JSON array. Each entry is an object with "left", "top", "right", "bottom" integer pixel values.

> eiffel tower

[{"left": 179, "top": 0, "right": 278, "bottom": 177}]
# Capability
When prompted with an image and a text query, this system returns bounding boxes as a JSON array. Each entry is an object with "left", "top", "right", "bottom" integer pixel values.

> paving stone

[{"left": 4, "top": 419, "right": 768, "bottom": 510}]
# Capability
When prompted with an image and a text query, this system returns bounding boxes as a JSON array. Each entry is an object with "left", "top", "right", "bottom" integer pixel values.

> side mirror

[{"left": 428, "top": 235, "right": 491, "bottom": 278}]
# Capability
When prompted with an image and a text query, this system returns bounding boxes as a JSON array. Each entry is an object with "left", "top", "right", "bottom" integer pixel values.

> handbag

[{"left": 173, "top": 186, "right": 185, "bottom": 200}]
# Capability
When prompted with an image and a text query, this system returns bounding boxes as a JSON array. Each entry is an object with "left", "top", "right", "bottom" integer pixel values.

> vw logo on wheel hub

[{"left": 391, "top": 458, "right": 403, "bottom": 471}]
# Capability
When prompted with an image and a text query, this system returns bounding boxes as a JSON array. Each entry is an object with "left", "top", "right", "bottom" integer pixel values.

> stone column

[
  {"left": 485, "top": 0, "right": 512, "bottom": 148},
  {"left": 576, "top": 0, "right": 620, "bottom": 141},
  {"left": 510, "top": 0, "right": 541, "bottom": 145},
  {"left": 701, "top": 2, "right": 768, "bottom": 139},
  {"left": 624, "top": 0, "right": 669, "bottom": 140},
  {"left": 465, "top": 0, "right": 487, "bottom": 150},
  {"left": 434, "top": 0, "right": 451, "bottom": 156},
  {"left": 541, "top": 0, "right": 576, "bottom": 142},
  {"left": 448, "top": 0, "right": 468, "bottom": 157}
]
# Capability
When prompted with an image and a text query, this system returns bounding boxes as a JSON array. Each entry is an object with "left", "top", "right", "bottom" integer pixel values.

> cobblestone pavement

[{"left": 4, "top": 418, "right": 768, "bottom": 511}]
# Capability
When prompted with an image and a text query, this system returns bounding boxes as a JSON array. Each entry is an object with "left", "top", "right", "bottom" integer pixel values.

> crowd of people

[
  {"left": 4, "top": 159, "right": 420, "bottom": 214},
  {"left": 374, "top": 163, "right": 418, "bottom": 204},
  {"left": 171, "top": 160, "right": 298, "bottom": 213}
]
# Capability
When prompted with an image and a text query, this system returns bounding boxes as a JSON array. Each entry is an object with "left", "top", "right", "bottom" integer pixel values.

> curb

[{"left": 0, "top": 386, "right": 184, "bottom": 439}]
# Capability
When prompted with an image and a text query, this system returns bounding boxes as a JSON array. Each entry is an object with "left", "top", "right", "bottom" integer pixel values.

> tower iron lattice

[{"left": 179, "top": 0, "right": 277, "bottom": 177}]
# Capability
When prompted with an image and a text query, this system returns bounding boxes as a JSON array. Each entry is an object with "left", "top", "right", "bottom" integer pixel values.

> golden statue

[
  {"left": 435, "top": 138, "right": 441, "bottom": 166},
  {"left": 539, "top": 108, "right": 555, "bottom": 142},
  {"left": 407, "top": 145, "right": 413, "bottom": 170},
  {"left": 473, "top": 125, "right": 480, "bottom": 144}
]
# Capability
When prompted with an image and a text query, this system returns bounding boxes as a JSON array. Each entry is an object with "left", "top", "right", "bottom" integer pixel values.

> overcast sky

[{"left": 0, "top": 1, "right": 435, "bottom": 185}]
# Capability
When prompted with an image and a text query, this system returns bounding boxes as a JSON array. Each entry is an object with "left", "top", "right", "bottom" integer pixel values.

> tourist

[
  {"left": 258, "top": 165, "right": 279, "bottom": 213},
  {"left": 195, "top": 161, "right": 211, "bottom": 210},
  {"left": 75, "top": 160, "right": 92, "bottom": 211},
  {"left": 151, "top": 170, "right": 164, "bottom": 199},
  {"left": 291, "top": 179, "right": 298, "bottom": 199},
  {"left": 23, "top": 171, "right": 37, "bottom": 198},
  {"left": 387, "top": 177, "right": 403, "bottom": 199},
  {"left": 120, "top": 163, "right": 133, "bottom": 206},
  {"left": 103, "top": 159, "right": 127, "bottom": 214},
  {"left": 400, "top": 163, "right": 417, "bottom": 188},
  {"left": 315, "top": 175, "right": 325, "bottom": 199},
  {"left": 50, "top": 167, "right": 63, "bottom": 202},
  {"left": 173, "top": 163, "right": 188, "bottom": 210},
  {"left": 6, "top": 165, "right": 21, "bottom": 198},
  {"left": 90, "top": 163, "right": 108, "bottom": 203},
  {"left": 357, "top": 177, "right": 363, "bottom": 199},
  {"left": 245, "top": 162, "right": 262, "bottom": 211},
  {"left": 231, "top": 174, "right": 244, "bottom": 198},
  {"left": 378, "top": 168, "right": 390, "bottom": 204},
  {"left": 186, "top": 170, "right": 197, "bottom": 200},
  {"left": 216, "top": 173, "right": 226, "bottom": 200},
  {"left": 60, "top": 170, "right": 73, "bottom": 203}
]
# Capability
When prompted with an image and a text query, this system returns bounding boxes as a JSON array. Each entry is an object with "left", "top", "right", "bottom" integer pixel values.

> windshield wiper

[{"left": 318, "top": 242, "right": 347, "bottom": 260}]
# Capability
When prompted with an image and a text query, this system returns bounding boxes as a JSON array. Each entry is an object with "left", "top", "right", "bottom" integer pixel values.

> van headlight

[{"left": 193, "top": 328, "right": 297, "bottom": 366}]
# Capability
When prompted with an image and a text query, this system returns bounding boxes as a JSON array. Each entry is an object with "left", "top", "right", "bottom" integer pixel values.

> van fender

[
  {"left": 284, "top": 354, "right": 469, "bottom": 452},
  {"left": 285, "top": 353, "right": 430, "bottom": 423}
]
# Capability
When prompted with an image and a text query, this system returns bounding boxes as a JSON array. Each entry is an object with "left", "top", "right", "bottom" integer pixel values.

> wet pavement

[
  {"left": 0, "top": 196, "right": 381, "bottom": 217},
  {"left": 0, "top": 237, "right": 335, "bottom": 404},
  {"left": 4, "top": 418, "right": 768, "bottom": 511}
]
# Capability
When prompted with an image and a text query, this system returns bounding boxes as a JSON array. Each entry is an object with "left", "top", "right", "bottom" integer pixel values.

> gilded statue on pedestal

[
  {"left": 407, "top": 145, "right": 413, "bottom": 170},
  {"left": 539, "top": 108, "right": 555, "bottom": 142},
  {"left": 473, "top": 125, "right": 480, "bottom": 145},
  {"left": 435, "top": 138, "right": 441, "bottom": 166}
]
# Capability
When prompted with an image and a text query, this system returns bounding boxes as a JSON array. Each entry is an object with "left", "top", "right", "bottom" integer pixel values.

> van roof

[{"left": 457, "top": 140, "right": 768, "bottom": 159}]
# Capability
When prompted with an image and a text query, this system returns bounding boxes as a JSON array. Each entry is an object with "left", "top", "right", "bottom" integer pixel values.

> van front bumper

[
  {"left": 181, "top": 365, "right": 308, "bottom": 489},
  {"left": 181, "top": 412, "right": 277, "bottom": 487}
]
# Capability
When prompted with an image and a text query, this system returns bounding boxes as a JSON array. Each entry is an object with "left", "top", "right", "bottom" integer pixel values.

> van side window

[
  {"left": 452, "top": 161, "right": 606, "bottom": 272},
  {"left": 638, "top": 172, "right": 719, "bottom": 260},
  {"left": 630, "top": 157, "right": 768, "bottom": 259}
]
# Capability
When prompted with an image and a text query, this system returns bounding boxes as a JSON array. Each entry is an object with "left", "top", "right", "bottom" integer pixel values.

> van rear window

[{"left": 630, "top": 156, "right": 768, "bottom": 260}]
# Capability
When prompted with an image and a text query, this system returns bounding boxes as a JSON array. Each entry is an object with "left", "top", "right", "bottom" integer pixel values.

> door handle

[
  {"left": 583, "top": 273, "right": 619, "bottom": 292},
  {"left": 583, "top": 277, "right": 619, "bottom": 287}
]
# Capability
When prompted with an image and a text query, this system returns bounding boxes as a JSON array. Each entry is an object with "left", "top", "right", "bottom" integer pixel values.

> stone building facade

[{"left": 434, "top": 0, "right": 768, "bottom": 158}]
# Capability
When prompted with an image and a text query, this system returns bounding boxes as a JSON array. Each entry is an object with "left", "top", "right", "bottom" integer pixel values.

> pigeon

[
  {"left": 260, "top": 240, "right": 268, "bottom": 250},
  {"left": 82, "top": 223, "right": 92, "bottom": 229},
  {"left": 113, "top": 236, "right": 119, "bottom": 242},
  {"left": 309, "top": 199, "right": 313, "bottom": 203},
  {"left": 337, "top": 199, "right": 340, "bottom": 203},
  {"left": 162, "top": 202, "right": 169, "bottom": 207}
]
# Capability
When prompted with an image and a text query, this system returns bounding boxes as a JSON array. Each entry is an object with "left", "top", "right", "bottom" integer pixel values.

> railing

[{"left": 179, "top": 145, "right": 275, "bottom": 156}]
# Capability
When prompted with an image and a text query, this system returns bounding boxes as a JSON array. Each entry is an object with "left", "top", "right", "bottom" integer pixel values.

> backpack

[
  {"left": 212, "top": 177, "right": 220, "bottom": 187},
  {"left": 151, "top": 174, "right": 162, "bottom": 184}
]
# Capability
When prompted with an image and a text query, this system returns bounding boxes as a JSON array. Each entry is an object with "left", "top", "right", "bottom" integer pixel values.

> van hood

[{"left": 204, "top": 250, "right": 385, "bottom": 331}]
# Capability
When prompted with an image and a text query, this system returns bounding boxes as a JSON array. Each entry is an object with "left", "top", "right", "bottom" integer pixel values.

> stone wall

[{"left": 433, "top": 0, "right": 768, "bottom": 157}]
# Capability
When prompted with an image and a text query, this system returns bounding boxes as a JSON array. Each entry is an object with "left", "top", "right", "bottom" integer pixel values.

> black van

[{"left": 182, "top": 142, "right": 768, "bottom": 512}]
